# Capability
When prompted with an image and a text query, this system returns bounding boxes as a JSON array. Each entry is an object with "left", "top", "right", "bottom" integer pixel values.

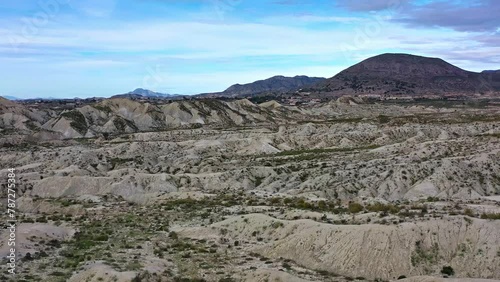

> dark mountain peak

[
  {"left": 313, "top": 53, "right": 499, "bottom": 96},
  {"left": 364, "top": 53, "right": 456, "bottom": 69},
  {"left": 370, "top": 53, "right": 441, "bottom": 60},
  {"left": 338, "top": 53, "right": 469, "bottom": 79}
]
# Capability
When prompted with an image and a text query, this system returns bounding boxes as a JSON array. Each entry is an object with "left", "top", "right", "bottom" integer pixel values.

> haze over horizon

[{"left": 1, "top": 0, "right": 499, "bottom": 99}]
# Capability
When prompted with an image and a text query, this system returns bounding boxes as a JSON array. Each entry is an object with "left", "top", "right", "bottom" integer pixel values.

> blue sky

[{"left": 0, "top": 0, "right": 499, "bottom": 98}]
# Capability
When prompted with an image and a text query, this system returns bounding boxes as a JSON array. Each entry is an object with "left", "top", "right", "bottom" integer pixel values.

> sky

[{"left": 0, "top": 0, "right": 499, "bottom": 99}]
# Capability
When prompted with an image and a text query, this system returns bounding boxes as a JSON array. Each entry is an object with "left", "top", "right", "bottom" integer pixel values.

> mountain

[
  {"left": 112, "top": 88, "right": 181, "bottom": 99},
  {"left": 481, "top": 70, "right": 500, "bottom": 90},
  {"left": 482, "top": 70, "right": 500, "bottom": 73},
  {"left": 128, "top": 88, "right": 179, "bottom": 98},
  {"left": 309, "top": 53, "right": 500, "bottom": 96},
  {"left": 2, "top": 95, "right": 21, "bottom": 100},
  {"left": 223, "top": 75, "right": 326, "bottom": 96},
  {"left": 198, "top": 75, "right": 326, "bottom": 98}
]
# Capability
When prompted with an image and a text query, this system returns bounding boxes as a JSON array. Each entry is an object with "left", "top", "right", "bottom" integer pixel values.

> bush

[
  {"left": 95, "top": 234, "right": 109, "bottom": 241},
  {"left": 271, "top": 221, "right": 284, "bottom": 229},
  {"left": 348, "top": 202, "right": 364, "bottom": 214},
  {"left": 169, "top": 231, "right": 179, "bottom": 240},
  {"left": 23, "top": 252, "right": 33, "bottom": 261},
  {"left": 480, "top": 213, "right": 500, "bottom": 220},
  {"left": 269, "top": 197, "right": 281, "bottom": 205},
  {"left": 464, "top": 208, "right": 475, "bottom": 217},
  {"left": 366, "top": 202, "right": 400, "bottom": 214},
  {"left": 441, "top": 266, "right": 455, "bottom": 276},
  {"left": 50, "top": 271, "right": 66, "bottom": 277},
  {"left": 36, "top": 216, "right": 48, "bottom": 223}
]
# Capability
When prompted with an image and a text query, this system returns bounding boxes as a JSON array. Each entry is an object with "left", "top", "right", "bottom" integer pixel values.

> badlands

[{"left": 0, "top": 96, "right": 500, "bottom": 282}]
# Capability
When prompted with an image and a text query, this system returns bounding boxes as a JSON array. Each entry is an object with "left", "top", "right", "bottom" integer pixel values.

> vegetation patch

[
  {"left": 61, "top": 110, "right": 87, "bottom": 135},
  {"left": 113, "top": 116, "right": 138, "bottom": 131},
  {"left": 411, "top": 241, "right": 439, "bottom": 267},
  {"left": 275, "top": 145, "right": 380, "bottom": 157},
  {"left": 480, "top": 213, "right": 500, "bottom": 220},
  {"left": 93, "top": 104, "right": 113, "bottom": 113}
]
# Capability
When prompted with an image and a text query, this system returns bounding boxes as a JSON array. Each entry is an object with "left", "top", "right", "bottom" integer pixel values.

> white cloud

[
  {"left": 261, "top": 14, "right": 365, "bottom": 24},
  {"left": 56, "top": 59, "right": 131, "bottom": 68},
  {"left": 0, "top": 11, "right": 497, "bottom": 97},
  {"left": 72, "top": 0, "right": 118, "bottom": 17},
  {"left": 0, "top": 20, "right": 400, "bottom": 59}
]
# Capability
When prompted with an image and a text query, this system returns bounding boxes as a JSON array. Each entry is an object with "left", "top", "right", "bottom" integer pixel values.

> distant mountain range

[
  {"left": 197, "top": 75, "right": 326, "bottom": 98},
  {"left": 111, "top": 88, "right": 181, "bottom": 99},
  {"left": 0, "top": 96, "right": 65, "bottom": 101},
  {"left": 3, "top": 95, "right": 21, "bottom": 100},
  {"left": 220, "top": 75, "right": 326, "bottom": 96},
  {"left": 307, "top": 53, "right": 500, "bottom": 96},
  {"left": 2, "top": 54, "right": 499, "bottom": 101}
]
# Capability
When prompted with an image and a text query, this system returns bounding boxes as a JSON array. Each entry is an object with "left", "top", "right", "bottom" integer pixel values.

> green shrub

[
  {"left": 271, "top": 221, "right": 284, "bottom": 228},
  {"left": 366, "top": 202, "right": 400, "bottom": 214},
  {"left": 480, "top": 213, "right": 500, "bottom": 220},
  {"left": 348, "top": 202, "right": 364, "bottom": 213},
  {"left": 464, "top": 208, "right": 475, "bottom": 217},
  {"left": 441, "top": 266, "right": 454, "bottom": 276},
  {"left": 95, "top": 234, "right": 109, "bottom": 241},
  {"left": 169, "top": 231, "right": 178, "bottom": 240}
]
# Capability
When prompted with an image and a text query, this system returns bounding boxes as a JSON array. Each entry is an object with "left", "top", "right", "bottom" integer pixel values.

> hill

[
  {"left": 308, "top": 53, "right": 500, "bottom": 96},
  {"left": 481, "top": 70, "right": 500, "bottom": 90},
  {"left": 198, "top": 75, "right": 326, "bottom": 98},
  {"left": 0, "top": 97, "right": 306, "bottom": 140}
]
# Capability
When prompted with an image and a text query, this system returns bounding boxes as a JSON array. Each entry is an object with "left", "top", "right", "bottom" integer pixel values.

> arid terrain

[{"left": 0, "top": 95, "right": 499, "bottom": 282}]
